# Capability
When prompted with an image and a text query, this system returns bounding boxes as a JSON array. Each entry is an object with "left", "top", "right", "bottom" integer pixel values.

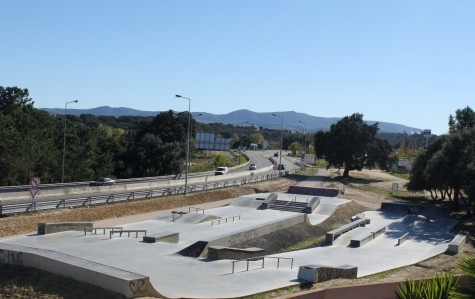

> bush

[{"left": 396, "top": 271, "right": 459, "bottom": 299}]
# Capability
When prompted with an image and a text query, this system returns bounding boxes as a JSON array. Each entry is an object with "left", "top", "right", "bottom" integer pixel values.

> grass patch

[
  {"left": 390, "top": 172, "right": 410, "bottom": 180},
  {"left": 366, "top": 266, "right": 406, "bottom": 280},
  {"left": 279, "top": 236, "right": 326, "bottom": 253}
]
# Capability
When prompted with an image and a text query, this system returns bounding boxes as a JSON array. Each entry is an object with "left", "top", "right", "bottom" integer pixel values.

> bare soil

[{"left": 0, "top": 167, "right": 473, "bottom": 299}]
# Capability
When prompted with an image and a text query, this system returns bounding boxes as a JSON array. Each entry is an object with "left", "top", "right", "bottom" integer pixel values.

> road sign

[
  {"left": 30, "top": 177, "right": 41, "bottom": 199},
  {"left": 423, "top": 129, "right": 431, "bottom": 137}
]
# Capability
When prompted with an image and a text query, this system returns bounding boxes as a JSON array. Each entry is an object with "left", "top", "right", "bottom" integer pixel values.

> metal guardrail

[{"left": 0, "top": 169, "right": 300, "bottom": 216}]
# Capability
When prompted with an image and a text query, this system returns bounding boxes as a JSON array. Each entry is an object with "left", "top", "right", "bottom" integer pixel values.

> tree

[
  {"left": 0, "top": 86, "right": 33, "bottom": 116},
  {"left": 130, "top": 110, "right": 188, "bottom": 177},
  {"left": 288, "top": 141, "right": 302, "bottom": 155},
  {"left": 314, "top": 113, "right": 392, "bottom": 177},
  {"left": 407, "top": 106, "right": 475, "bottom": 211}
]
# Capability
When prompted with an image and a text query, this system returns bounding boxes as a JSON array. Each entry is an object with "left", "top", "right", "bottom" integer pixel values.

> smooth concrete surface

[{"left": 0, "top": 191, "right": 458, "bottom": 299}]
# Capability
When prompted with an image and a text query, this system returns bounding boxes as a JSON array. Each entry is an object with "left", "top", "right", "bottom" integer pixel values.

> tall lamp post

[
  {"left": 62, "top": 100, "right": 78, "bottom": 183},
  {"left": 175, "top": 95, "right": 191, "bottom": 195},
  {"left": 272, "top": 113, "right": 283, "bottom": 175},
  {"left": 298, "top": 120, "right": 307, "bottom": 153}
]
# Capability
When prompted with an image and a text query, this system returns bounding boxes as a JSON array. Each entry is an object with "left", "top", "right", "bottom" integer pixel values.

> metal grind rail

[
  {"left": 211, "top": 215, "right": 241, "bottom": 226},
  {"left": 231, "top": 256, "right": 294, "bottom": 274}
]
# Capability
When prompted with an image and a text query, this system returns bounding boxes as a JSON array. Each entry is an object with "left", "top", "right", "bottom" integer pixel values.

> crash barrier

[
  {"left": 326, "top": 218, "right": 367, "bottom": 245},
  {"left": 0, "top": 172, "right": 288, "bottom": 216},
  {"left": 231, "top": 256, "right": 294, "bottom": 274},
  {"left": 84, "top": 227, "right": 123, "bottom": 236},
  {"left": 397, "top": 232, "right": 409, "bottom": 246},
  {"left": 288, "top": 186, "right": 341, "bottom": 197},
  {"left": 446, "top": 233, "right": 467, "bottom": 254},
  {"left": 143, "top": 231, "right": 179, "bottom": 243},
  {"left": 208, "top": 246, "right": 264, "bottom": 260},
  {"left": 298, "top": 264, "right": 358, "bottom": 283},
  {"left": 110, "top": 229, "right": 147, "bottom": 239},
  {"left": 349, "top": 227, "right": 386, "bottom": 247},
  {"left": 37, "top": 222, "right": 93, "bottom": 235}
]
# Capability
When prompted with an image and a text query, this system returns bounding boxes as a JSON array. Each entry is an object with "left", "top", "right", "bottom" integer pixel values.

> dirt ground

[{"left": 0, "top": 167, "right": 474, "bottom": 298}]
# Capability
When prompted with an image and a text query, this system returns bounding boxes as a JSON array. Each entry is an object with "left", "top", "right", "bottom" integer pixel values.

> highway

[{"left": 0, "top": 150, "right": 303, "bottom": 215}]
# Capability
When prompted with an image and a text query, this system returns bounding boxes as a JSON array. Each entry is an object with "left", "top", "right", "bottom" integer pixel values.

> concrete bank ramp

[
  {"left": 229, "top": 195, "right": 268, "bottom": 209},
  {"left": 0, "top": 243, "right": 163, "bottom": 298}
]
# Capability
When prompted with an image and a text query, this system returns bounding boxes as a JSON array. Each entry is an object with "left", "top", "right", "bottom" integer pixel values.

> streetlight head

[
  {"left": 272, "top": 113, "right": 277, "bottom": 117},
  {"left": 175, "top": 95, "right": 182, "bottom": 98},
  {"left": 73, "top": 100, "right": 78, "bottom": 103}
]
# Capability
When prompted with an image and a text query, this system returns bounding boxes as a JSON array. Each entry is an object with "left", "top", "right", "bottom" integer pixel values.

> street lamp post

[
  {"left": 272, "top": 113, "right": 283, "bottom": 176},
  {"left": 62, "top": 100, "right": 78, "bottom": 183},
  {"left": 298, "top": 120, "right": 307, "bottom": 153},
  {"left": 175, "top": 95, "right": 191, "bottom": 195}
]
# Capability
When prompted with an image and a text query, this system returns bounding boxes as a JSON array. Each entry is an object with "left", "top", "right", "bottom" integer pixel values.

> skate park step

[
  {"left": 143, "top": 231, "right": 179, "bottom": 243},
  {"left": 207, "top": 246, "right": 264, "bottom": 260},
  {"left": 349, "top": 227, "right": 386, "bottom": 247},
  {"left": 268, "top": 200, "right": 307, "bottom": 212},
  {"left": 326, "top": 218, "right": 367, "bottom": 245},
  {"left": 38, "top": 222, "right": 93, "bottom": 235}
]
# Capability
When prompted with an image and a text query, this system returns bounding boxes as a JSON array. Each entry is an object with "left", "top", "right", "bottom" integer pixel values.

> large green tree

[
  {"left": 130, "top": 110, "right": 189, "bottom": 177},
  {"left": 314, "top": 113, "right": 392, "bottom": 177},
  {"left": 407, "top": 106, "right": 475, "bottom": 211},
  {"left": 0, "top": 87, "right": 60, "bottom": 185}
]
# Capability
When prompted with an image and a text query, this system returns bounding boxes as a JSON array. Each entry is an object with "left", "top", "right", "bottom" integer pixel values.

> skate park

[{"left": 0, "top": 184, "right": 464, "bottom": 299}]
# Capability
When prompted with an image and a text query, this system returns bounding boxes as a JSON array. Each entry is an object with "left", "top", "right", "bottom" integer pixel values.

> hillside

[{"left": 40, "top": 106, "right": 422, "bottom": 133}]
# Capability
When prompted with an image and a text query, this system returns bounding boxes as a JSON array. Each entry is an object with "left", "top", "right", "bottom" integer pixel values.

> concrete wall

[
  {"left": 0, "top": 243, "right": 162, "bottom": 298},
  {"left": 279, "top": 281, "right": 403, "bottom": 299}
]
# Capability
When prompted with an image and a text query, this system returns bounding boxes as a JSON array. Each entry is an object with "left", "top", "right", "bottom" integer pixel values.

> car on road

[
  {"left": 274, "top": 152, "right": 279, "bottom": 157},
  {"left": 90, "top": 177, "right": 116, "bottom": 186},
  {"left": 277, "top": 164, "right": 285, "bottom": 170},
  {"left": 214, "top": 167, "right": 229, "bottom": 175},
  {"left": 249, "top": 163, "right": 257, "bottom": 170}
]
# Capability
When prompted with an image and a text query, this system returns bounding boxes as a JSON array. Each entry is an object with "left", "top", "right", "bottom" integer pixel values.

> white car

[
  {"left": 90, "top": 177, "right": 116, "bottom": 186},
  {"left": 215, "top": 167, "right": 229, "bottom": 175}
]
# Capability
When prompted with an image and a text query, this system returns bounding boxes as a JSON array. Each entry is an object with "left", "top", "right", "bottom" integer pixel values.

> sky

[{"left": 2, "top": 1, "right": 474, "bottom": 135}]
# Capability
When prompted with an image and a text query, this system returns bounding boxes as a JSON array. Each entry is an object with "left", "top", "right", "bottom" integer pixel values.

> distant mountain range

[{"left": 40, "top": 106, "right": 422, "bottom": 134}]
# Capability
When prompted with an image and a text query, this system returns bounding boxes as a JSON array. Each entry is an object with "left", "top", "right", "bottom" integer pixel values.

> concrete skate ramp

[
  {"left": 173, "top": 213, "right": 220, "bottom": 224},
  {"left": 229, "top": 195, "right": 267, "bottom": 209},
  {"left": 0, "top": 243, "right": 163, "bottom": 298},
  {"left": 288, "top": 186, "right": 340, "bottom": 197},
  {"left": 178, "top": 241, "right": 208, "bottom": 257}
]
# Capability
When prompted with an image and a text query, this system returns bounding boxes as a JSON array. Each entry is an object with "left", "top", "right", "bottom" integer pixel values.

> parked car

[
  {"left": 90, "top": 177, "right": 116, "bottom": 186},
  {"left": 249, "top": 163, "right": 257, "bottom": 170},
  {"left": 214, "top": 167, "right": 229, "bottom": 175}
]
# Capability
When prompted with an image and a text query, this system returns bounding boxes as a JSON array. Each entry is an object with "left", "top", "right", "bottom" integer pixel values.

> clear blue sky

[{"left": 2, "top": 1, "right": 474, "bottom": 135}]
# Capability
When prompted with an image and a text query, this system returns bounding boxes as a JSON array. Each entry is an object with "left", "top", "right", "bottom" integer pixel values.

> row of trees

[
  {"left": 0, "top": 85, "right": 314, "bottom": 186},
  {"left": 0, "top": 86, "right": 191, "bottom": 185}
]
